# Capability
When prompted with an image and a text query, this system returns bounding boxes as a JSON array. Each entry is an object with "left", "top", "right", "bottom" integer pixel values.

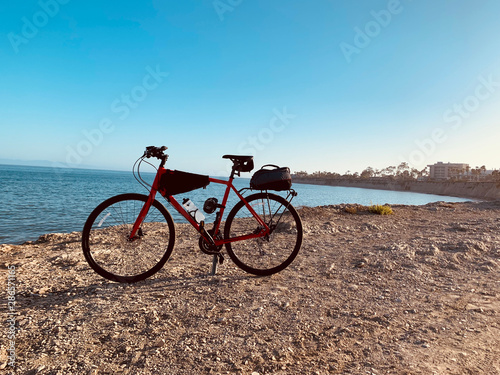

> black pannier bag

[
  {"left": 250, "top": 164, "right": 292, "bottom": 191},
  {"left": 160, "top": 169, "right": 210, "bottom": 196}
]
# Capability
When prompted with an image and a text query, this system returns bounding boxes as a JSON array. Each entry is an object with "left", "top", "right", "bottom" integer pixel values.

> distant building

[{"left": 427, "top": 162, "right": 469, "bottom": 180}]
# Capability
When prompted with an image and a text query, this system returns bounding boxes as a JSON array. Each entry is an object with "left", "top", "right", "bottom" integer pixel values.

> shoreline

[
  {"left": 293, "top": 177, "right": 500, "bottom": 201},
  {"left": 1, "top": 200, "right": 497, "bottom": 248},
  {"left": 0, "top": 194, "right": 483, "bottom": 247}
]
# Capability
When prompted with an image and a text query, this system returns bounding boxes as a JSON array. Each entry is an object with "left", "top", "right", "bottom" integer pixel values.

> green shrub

[{"left": 369, "top": 204, "right": 393, "bottom": 215}]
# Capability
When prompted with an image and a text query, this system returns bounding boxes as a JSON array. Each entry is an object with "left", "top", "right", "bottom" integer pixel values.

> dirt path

[{"left": 1, "top": 201, "right": 499, "bottom": 374}]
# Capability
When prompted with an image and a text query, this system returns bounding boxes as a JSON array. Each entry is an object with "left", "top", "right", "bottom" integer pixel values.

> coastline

[{"left": 293, "top": 177, "right": 500, "bottom": 201}]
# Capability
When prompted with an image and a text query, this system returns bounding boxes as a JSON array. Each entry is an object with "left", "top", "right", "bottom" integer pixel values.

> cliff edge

[{"left": 293, "top": 177, "right": 500, "bottom": 200}]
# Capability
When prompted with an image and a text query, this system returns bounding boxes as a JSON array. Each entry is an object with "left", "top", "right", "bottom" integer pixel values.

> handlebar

[
  {"left": 144, "top": 146, "right": 168, "bottom": 167},
  {"left": 144, "top": 146, "right": 167, "bottom": 158}
]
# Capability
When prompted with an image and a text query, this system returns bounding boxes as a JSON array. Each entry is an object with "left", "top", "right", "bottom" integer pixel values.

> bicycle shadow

[{"left": 17, "top": 270, "right": 259, "bottom": 313}]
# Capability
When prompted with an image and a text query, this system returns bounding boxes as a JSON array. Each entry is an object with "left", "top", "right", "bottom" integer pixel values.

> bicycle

[{"left": 82, "top": 146, "right": 303, "bottom": 283}]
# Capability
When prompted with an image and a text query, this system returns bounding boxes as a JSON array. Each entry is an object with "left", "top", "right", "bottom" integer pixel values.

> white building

[{"left": 428, "top": 162, "right": 469, "bottom": 180}]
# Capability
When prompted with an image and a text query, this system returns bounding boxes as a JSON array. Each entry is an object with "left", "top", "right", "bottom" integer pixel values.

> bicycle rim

[
  {"left": 82, "top": 194, "right": 175, "bottom": 283},
  {"left": 224, "top": 192, "right": 302, "bottom": 276}
]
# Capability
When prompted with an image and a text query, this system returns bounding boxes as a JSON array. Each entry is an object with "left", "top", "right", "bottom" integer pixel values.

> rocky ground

[{"left": 1, "top": 200, "right": 499, "bottom": 374}]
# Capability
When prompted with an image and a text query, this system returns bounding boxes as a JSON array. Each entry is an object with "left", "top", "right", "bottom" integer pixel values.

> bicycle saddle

[
  {"left": 223, "top": 155, "right": 254, "bottom": 172},
  {"left": 222, "top": 155, "right": 253, "bottom": 162}
]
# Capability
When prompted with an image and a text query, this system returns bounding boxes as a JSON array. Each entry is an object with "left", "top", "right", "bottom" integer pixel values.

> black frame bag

[
  {"left": 250, "top": 164, "right": 292, "bottom": 191},
  {"left": 160, "top": 170, "right": 210, "bottom": 196}
]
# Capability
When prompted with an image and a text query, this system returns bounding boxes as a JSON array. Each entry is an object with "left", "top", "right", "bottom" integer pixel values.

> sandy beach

[{"left": 1, "top": 200, "right": 499, "bottom": 374}]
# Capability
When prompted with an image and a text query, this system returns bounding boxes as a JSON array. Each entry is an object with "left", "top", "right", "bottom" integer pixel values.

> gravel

[{"left": 1, "top": 200, "right": 499, "bottom": 374}]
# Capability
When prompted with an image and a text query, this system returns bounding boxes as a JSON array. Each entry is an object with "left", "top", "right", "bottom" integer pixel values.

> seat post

[
  {"left": 229, "top": 160, "right": 242, "bottom": 178},
  {"left": 230, "top": 166, "right": 238, "bottom": 179}
]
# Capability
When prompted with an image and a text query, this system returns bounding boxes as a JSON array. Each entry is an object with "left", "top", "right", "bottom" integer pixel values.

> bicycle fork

[{"left": 129, "top": 193, "right": 156, "bottom": 241}]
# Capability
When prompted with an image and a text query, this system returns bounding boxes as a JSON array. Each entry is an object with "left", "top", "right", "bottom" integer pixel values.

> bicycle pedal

[{"left": 218, "top": 253, "right": 224, "bottom": 265}]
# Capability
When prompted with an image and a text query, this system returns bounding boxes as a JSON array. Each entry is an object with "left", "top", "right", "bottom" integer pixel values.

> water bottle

[{"left": 182, "top": 198, "right": 205, "bottom": 223}]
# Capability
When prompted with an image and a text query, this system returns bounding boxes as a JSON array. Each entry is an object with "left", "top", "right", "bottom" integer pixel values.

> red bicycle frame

[{"left": 129, "top": 165, "right": 270, "bottom": 245}]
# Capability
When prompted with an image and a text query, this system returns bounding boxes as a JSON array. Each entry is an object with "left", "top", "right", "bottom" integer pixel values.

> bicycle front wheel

[
  {"left": 224, "top": 192, "right": 303, "bottom": 276},
  {"left": 82, "top": 193, "right": 175, "bottom": 283}
]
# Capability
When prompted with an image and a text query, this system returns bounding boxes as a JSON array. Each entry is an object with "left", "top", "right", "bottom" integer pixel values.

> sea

[{"left": 0, "top": 164, "right": 473, "bottom": 245}]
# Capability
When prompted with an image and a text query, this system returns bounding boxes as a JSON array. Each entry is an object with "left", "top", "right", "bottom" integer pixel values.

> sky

[{"left": 1, "top": 0, "right": 500, "bottom": 175}]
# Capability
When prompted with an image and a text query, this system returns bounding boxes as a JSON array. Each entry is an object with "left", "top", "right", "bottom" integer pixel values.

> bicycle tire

[
  {"left": 82, "top": 193, "right": 175, "bottom": 283},
  {"left": 224, "top": 192, "right": 303, "bottom": 276}
]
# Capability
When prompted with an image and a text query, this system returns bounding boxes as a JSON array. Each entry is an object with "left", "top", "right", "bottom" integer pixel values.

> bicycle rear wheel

[
  {"left": 82, "top": 193, "right": 175, "bottom": 283},
  {"left": 224, "top": 192, "right": 302, "bottom": 276}
]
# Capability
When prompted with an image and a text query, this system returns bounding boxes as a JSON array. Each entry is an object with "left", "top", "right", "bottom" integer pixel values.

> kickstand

[
  {"left": 210, "top": 254, "right": 218, "bottom": 276},
  {"left": 210, "top": 253, "right": 224, "bottom": 276}
]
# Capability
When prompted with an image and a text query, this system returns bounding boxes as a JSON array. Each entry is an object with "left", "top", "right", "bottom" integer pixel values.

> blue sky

[{"left": 1, "top": 0, "right": 500, "bottom": 175}]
